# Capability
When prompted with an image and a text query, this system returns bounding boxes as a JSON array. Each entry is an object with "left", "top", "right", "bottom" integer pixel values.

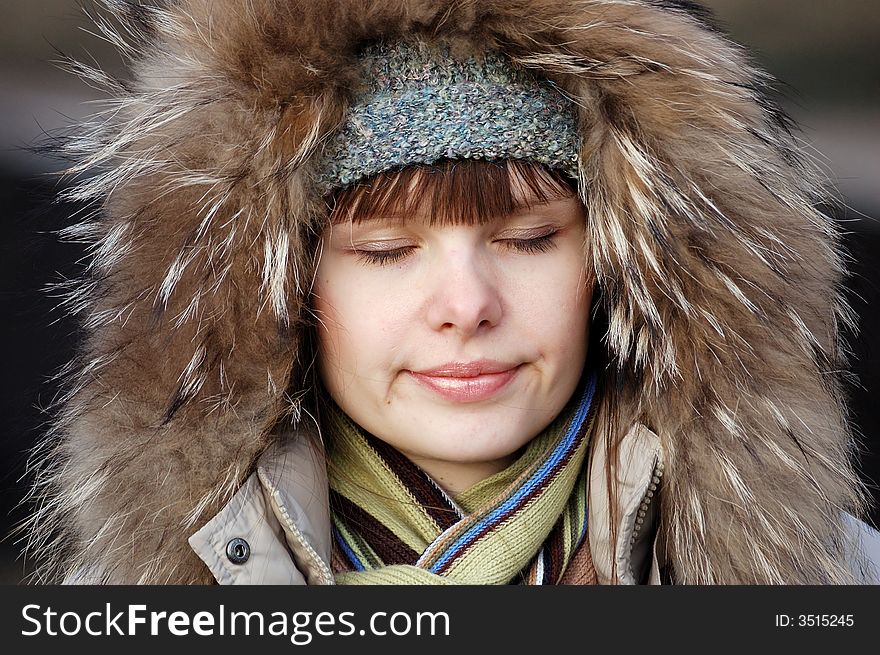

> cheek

[
  {"left": 312, "top": 270, "right": 408, "bottom": 377},
  {"left": 517, "top": 256, "right": 592, "bottom": 359}
]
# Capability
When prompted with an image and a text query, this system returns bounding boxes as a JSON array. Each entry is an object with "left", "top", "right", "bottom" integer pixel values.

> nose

[{"left": 425, "top": 247, "right": 503, "bottom": 337}]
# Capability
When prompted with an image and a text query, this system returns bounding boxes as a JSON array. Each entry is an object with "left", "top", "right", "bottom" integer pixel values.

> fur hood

[{"left": 22, "top": 0, "right": 869, "bottom": 584}]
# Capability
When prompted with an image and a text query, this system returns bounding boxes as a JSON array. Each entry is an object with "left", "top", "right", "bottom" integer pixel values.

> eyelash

[{"left": 354, "top": 233, "right": 558, "bottom": 266}]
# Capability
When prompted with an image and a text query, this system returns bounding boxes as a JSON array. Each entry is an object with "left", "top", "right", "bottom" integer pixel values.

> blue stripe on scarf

[
  {"left": 427, "top": 369, "right": 598, "bottom": 573},
  {"left": 334, "top": 526, "right": 366, "bottom": 572}
]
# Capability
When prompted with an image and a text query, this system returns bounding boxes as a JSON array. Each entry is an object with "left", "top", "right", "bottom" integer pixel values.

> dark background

[{"left": 1, "top": 1, "right": 878, "bottom": 584}]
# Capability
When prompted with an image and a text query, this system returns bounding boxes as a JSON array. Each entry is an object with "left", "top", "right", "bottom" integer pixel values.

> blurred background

[{"left": 1, "top": 1, "right": 878, "bottom": 584}]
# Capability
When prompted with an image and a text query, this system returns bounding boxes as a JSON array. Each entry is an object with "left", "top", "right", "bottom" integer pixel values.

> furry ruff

[{"left": 20, "top": 0, "right": 867, "bottom": 584}]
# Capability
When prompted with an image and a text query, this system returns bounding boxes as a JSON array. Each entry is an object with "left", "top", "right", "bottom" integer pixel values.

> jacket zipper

[{"left": 629, "top": 452, "right": 664, "bottom": 561}]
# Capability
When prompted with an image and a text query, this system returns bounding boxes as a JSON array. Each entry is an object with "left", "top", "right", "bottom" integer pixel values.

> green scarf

[{"left": 323, "top": 369, "right": 599, "bottom": 585}]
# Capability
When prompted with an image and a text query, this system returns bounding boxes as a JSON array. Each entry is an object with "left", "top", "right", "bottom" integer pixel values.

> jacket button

[{"left": 225, "top": 537, "right": 250, "bottom": 564}]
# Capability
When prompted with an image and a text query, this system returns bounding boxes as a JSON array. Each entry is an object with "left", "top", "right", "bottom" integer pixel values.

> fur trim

[{"left": 21, "top": 0, "right": 867, "bottom": 584}]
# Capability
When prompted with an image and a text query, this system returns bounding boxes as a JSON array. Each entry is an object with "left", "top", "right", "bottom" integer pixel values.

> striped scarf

[{"left": 323, "top": 369, "right": 599, "bottom": 585}]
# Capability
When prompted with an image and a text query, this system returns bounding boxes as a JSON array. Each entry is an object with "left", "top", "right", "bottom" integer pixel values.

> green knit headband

[{"left": 314, "top": 39, "right": 581, "bottom": 194}]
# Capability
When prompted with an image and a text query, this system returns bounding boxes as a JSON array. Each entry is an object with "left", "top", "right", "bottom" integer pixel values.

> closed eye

[
  {"left": 354, "top": 246, "right": 415, "bottom": 266},
  {"left": 500, "top": 233, "right": 558, "bottom": 254},
  {"left": 353, "top": 232, "right": 558, "bottom": 267}
]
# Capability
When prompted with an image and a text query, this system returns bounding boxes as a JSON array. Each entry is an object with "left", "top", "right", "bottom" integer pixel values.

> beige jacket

[{"left": 187, "top": 423, "right": 880, "bottom": 585}]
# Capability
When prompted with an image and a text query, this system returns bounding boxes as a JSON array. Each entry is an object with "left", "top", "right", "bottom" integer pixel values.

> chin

[{"left": 430, "top": 434, "right": 530, "bottom": 462}]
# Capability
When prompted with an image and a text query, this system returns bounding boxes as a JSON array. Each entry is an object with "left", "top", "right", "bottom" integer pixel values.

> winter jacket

[{"left": 24, "top": 0, "right": 880, "bottom": 584}]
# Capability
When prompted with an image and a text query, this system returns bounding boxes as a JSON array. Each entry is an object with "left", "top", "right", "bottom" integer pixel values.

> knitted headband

[{"left": 314, "top": 39, "right": 581, "bottom": 194}]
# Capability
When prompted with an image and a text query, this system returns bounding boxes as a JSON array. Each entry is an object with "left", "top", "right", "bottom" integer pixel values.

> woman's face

[{"left": 313, "top": 183, "right": 593, "bottom": 494}]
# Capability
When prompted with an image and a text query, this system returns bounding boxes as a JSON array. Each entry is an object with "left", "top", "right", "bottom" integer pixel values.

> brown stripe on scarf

[
  {"left": 330, "top": 490, "right": 421, "bottom": 566},
  {"left": 543, "top": 517, "right": 568, "bottom": 583},
  {"left": 558, "top": 540, "right": 598, "bottom": 585},
  {"left": 365, "top": 433, "right": 461, "bottom": 530}
]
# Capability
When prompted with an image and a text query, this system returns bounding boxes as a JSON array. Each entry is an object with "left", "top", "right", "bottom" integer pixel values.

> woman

[{"left": 23, "top": 0, "right": 880, "bottom": 584}]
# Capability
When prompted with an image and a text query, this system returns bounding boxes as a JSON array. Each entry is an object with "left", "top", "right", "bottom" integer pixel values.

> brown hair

[
  {"left": 326, "top": 157, "right": 577, "bottom": 227},
  {"left": 305, "top": 157, "right": 625, "bottom": 582}
]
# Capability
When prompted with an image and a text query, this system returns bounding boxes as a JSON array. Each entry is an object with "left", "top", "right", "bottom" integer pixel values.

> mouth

[{"left": 407, "top": 360, "right": 522, "bottom": 403}]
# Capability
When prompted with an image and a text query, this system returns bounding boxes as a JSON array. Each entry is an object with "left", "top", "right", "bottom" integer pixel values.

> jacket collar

[
  {"left": 189, "top": 421, "right": 664, "bottom": 585},
  {"left": 588, "top": 422, "right": 664, "bottom": 584},
  {"left": 188, "top": 424, "right": 335, "bottom": 585}
]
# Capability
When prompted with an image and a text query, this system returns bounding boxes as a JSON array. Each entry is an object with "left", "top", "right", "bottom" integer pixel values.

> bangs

[{"left": 325, "top": 158, "right": 579, "bottom": 226}]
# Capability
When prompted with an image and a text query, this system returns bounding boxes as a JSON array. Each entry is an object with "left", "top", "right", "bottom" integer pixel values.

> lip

[{"left": 407, "top": 360, "right": 521, "bottom": 403}]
